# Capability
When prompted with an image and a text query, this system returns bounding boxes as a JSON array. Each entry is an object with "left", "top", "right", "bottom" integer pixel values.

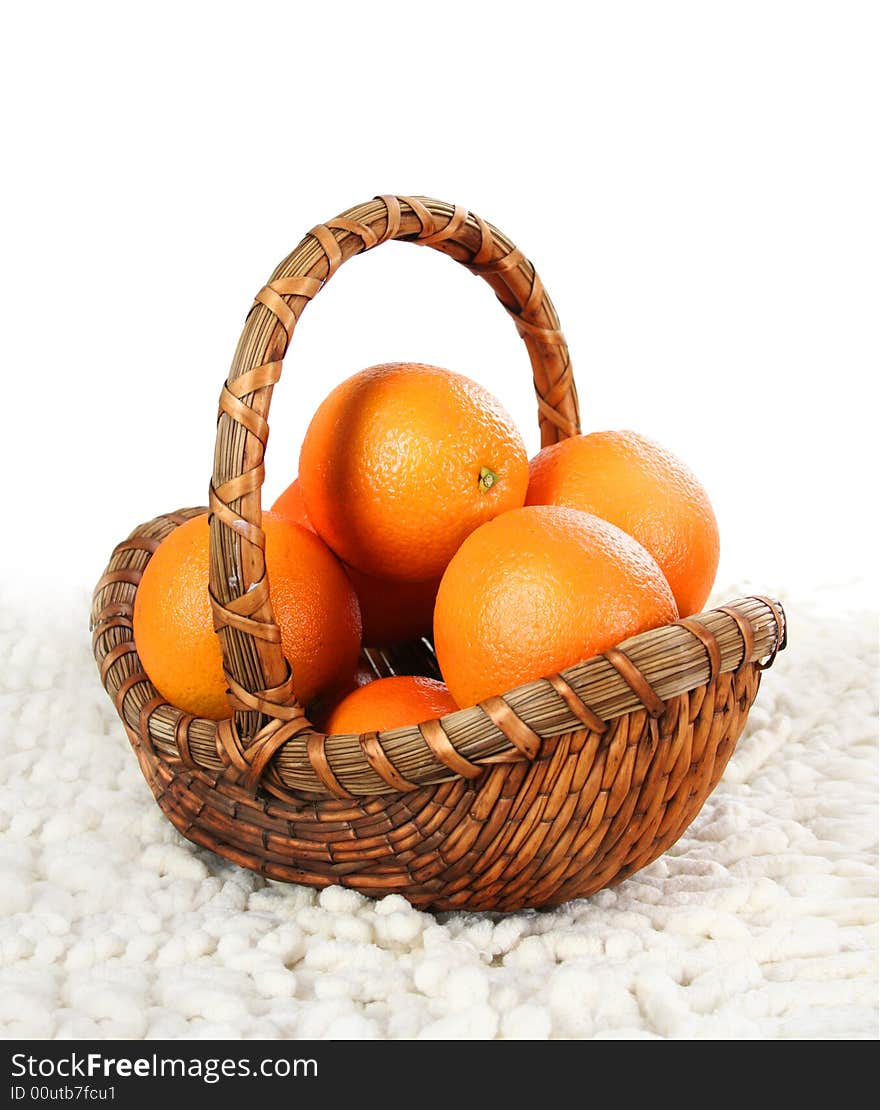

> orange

[
  {"left": 298, "top": 363, "right": 529, "bottom": 582},
  {"left": 526, "top": 431, "right": 720, "bottom": 617},
  {"left": 272, "top": 478, "right": 439, "bottom": 645},
  {"left": 324, "top": 675, "right": 458, "bottom": 734},
  {"left": 271, "top": 477, "right": 313, "bottom": 532},
  {"left": 433, "top": 505, "right": 678, "bottom": 709},
  {"left": 133, "top": 511, "right": 362, "bottom": 719},
  {"left": 305, "top": 660, "right": 376, "bottom": 732},
  {"left": 343, "top": 565, "right": 439, "bottom": 647}
]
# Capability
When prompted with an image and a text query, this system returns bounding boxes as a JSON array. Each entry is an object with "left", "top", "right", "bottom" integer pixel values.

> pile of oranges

[{"left": 134, "top": 362, "right": 719, "bottom": 733}]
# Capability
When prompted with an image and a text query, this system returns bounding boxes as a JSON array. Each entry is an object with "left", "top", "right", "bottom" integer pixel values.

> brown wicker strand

[
  {"left": 547, "top": 673, "right": 608, "bottom": 733},
  {"left": 418, "top": 719, "right": 483, "bottom": 780},
  {"left": 603, "top": 648, "right": 667, "bottom": 718},
  {"left": 751, "top": 594, "right": 787, "bottom": 668},
  {"left": 675, "top": 617, "right": 722, "bottom": 679}
]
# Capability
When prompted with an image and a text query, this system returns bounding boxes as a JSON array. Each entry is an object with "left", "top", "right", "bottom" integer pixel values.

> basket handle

[{"left": 209, "top": 195, "right": 579, "bottom": 740}]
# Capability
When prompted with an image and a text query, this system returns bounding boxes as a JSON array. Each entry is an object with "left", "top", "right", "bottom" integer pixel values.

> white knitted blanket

[{"left": 0, "top": 582, "right": 876, "bottom": 1040}]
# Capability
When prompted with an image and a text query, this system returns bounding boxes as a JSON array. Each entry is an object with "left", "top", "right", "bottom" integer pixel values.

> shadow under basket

[{"left": 90, "top": 195, "right": 787, "bottom": 912}]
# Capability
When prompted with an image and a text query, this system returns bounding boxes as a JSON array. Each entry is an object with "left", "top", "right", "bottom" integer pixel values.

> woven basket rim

[{"left": 91, "top": 506, "right": 786, "bottom": 801}]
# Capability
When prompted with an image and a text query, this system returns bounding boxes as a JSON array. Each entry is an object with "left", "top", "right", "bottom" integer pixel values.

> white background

[{"left": 1, "top": 1, "right": 876, "bottom": 603}]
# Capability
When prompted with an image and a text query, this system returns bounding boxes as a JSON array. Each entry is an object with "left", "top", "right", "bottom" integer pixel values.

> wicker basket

[{"left": 91, "top": 195, "right": 786, "bottom": 912}]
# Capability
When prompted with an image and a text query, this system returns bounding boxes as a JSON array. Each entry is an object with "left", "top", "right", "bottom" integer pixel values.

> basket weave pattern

[{"left": 91, "top": 196, "right": 786, "bottom": 911}]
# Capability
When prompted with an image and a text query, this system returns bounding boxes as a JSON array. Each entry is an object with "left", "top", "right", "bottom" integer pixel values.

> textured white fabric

[{"left": 0, "top": 582, "right": 876, "bottom": 1040}]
